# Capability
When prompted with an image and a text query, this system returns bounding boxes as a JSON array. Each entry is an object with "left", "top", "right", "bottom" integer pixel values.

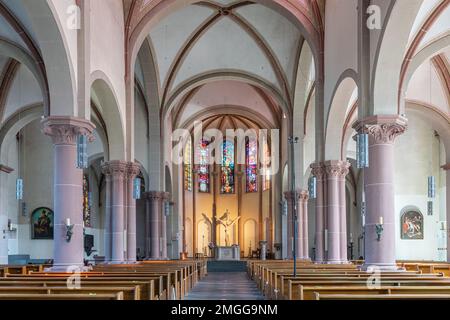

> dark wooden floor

[{"left": 185, "top": 272, "right": 265, "bottom": 300}]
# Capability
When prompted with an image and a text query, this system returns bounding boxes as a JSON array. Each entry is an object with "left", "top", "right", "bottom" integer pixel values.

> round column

[
  {"left": 42, "top": 116, "right": 95, "bottom": 271},
  {"left": 299, "top": 190, "right": 309, "bottom": 260},
  {"left": 160, "top": 192, "right": 170, "bottom": 260},
  {"left": 324, "top": 161, "right": 342, "bottom": 264},
  {"left": 145, "top": 191, "right": 163, "bottom": 259},
  {"left": 101, "top": 171, "right": 112, "bottom": 262},
  {"left": 311, "top": 163, "right": 325, "bottom": 263},
  {"left": 443, "top": 164, "right": 450, "bottom": 262},
  {"left": 354, "top": 115, "right": 407, "bottom": 270},
  {"left": 339, "top": 162, "right": 351, "bottom": 263},
  {"left": 126, "top": 163, "right": 140, "bottom": 263}
]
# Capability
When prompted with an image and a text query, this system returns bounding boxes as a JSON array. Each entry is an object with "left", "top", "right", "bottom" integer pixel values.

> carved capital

[
  {"left": 41, "top": 116, "right": 95, "bottom": 145},
  {"left": 353, "top": 115, "right": 407, "bottom": 144},
  {"left": 101, "top": 160, "right": 128, "bottom": 180},
  {"left": 127, "top": 162, "right": 141, "bottom": 179},
  {"left": 324, "top": 160, "right": 351, "bottom": 179},
  {"left": 143, "top": 191, "right": 170, "bottom": 201},
  {"left": 298, "top": 190, "right": 309, "bottom": 202},
  {"left": 310, "top": 162, "right": 326, "bottom": 180}
]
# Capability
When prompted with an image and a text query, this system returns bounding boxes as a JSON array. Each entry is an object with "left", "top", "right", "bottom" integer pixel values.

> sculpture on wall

[
  {"left": 215, "top": 209, "right": 240, "bottom": 246},
  {"left": 401, "top": 209, "right": 424, "bottom": 240}
]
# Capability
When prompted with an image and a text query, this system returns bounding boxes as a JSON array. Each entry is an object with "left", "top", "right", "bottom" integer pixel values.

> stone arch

[
  {"left": 0, "top": 38, "right": 49, "bottom": 115},
  {"left": 325, "top": 72, "right": 358, "bottom": 161},
  {"left": 399, "top": 34, "right": 450, "bottom": 114},
  {"left": 91, "top": 72, "right": 126, "bottom": 161},
  {"left": 372, "top": 0, "right": 424, "bottom": 115},
  {"left": 17, "top": 0, "right": 77, "bottom": 116},
  {"left": 0, "top": 103, "right": 43, "bottom": 165}
]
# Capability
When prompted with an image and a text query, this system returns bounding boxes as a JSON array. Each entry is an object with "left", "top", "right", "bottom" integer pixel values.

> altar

[{"left": 214, "top": 245, "right": 240, "bottom": 261}]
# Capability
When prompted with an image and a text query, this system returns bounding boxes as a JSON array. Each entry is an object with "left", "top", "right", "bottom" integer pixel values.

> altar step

[{"left": 207, "top": 260, "right": 247, "bottom": 272}]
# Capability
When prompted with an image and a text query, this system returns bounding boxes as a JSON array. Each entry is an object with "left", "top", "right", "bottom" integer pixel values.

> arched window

[
  {"left": 262, "top": 138, "right": 271, "bottom": 191},
  {"left": 246, "top": 137, "right": 258, "bottom": 193},
  {"left": 197, "top": 139, "right": 210, "bottom": 193},
  {"left": 184, "top": 138, "right": 192, "bottom": 191},
  {"left": 221, "top": 140, "right": 235, "bottom": 194}
]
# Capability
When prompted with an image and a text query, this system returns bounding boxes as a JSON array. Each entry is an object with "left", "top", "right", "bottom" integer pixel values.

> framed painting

[
  {"left": 31, "top": 207, "right": 54, "bottom": 240},
  {"left": 400, "top": 209, "right": 424, "bottom": 240}
]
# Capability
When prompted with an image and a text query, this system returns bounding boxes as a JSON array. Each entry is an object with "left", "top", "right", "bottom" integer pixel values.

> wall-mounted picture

[
  {"left": 401, "top": 209, "right": 424, "bottom": 240},
  {"left": 31, "top": 207, "right": 54, "bottom": 240}
]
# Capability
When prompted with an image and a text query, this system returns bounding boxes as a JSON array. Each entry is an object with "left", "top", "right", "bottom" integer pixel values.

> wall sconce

[
  {"left": 65, "top": 218, "right": 74, "bottom": 243},
  {"left": 375, "top": 216, "right": 383, "bottom": 241}
]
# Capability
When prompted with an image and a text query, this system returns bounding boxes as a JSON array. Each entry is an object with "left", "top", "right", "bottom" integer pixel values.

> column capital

[
  {"left": 127, "top": 162, "right": 141, "bottom": 179},
  {"left": 441, "top": 164, "right": 450, "bottom": 171},
  {"left": 143, "top": 191, "right": 170, "bottom": 201},
  {"left": 101, "top": 160, "right": 128, "bottom": 179},
  {"left": 41, "top": 116, "right": 95, "bottom": 145},
  {"left": 352, "top": 115, "right": 407, "bottom": 144},
  {"left": 324, "top": 160, "right": 351, "bottom": 178},
  {"left": 311, "top": 162, "right": 326, "bottom": 180},
  {"left": 284, "top": 190, "right": 308, "bottom": 201},
  {"left": 298, "top": 190, "right": 309, "bottom": 202}
]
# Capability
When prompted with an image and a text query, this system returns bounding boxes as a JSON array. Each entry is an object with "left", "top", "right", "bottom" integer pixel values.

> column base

[{"left": 359, "top": 263, "right": 405, "bottom": 272}]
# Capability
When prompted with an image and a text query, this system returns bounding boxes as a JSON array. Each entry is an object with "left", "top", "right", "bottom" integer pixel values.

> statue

[{"left": 215, "top": 209, "right": 240, "bottom": 246}]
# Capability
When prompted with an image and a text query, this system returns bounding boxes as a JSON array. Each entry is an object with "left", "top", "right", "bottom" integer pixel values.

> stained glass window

[
  {"left": 221, "top": 140, "right": 235, "bottom": 194},
  {"left": 197, "top": 139, "right": 210, "bottom": 193},
  {"left": 246, "top": 138, "right": 258, "bottom": 193},
  {"left": 184, "top": 138, "right": 192, "bottom": 191},
  {"left": 83, "top": 175, "right": 91, "bottom": 227},
  {"left": 262, "top": 139, "right": 271, "bottom": 191}
]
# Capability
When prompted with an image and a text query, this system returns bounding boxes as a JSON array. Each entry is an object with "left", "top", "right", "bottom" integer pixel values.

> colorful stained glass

[
  {"left": 197, "top": 140, "right": 210, "bottom": 193},
  {"left": 246, "top": 138, "right": 258, "bottom": 193},
  {"left": 221, "top": 140, "right": 235, "bottom": 194},
  {"left": 262, "top": 139, "right": 271, "bottom": 191},
  {"left": 184, "top": 138, "right": 192, "bottom": 191},
  {"left": 83, "top": 175, "right": 91, "bottom": 227}
]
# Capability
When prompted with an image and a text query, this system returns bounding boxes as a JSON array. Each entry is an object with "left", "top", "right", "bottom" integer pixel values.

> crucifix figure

[{"left": 215, "top": 209, "right": 240, "bottom": 246}]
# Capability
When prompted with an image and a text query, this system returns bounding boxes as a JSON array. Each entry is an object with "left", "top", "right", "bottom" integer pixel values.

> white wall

[{"left": 394, "top": 112, "right": 445, "bottom": 261}]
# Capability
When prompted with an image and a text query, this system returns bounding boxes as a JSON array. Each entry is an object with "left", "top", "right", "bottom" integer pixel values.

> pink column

[
  {"left": 299, "top": 190, "right": 309, "bottom": 260},
  {"left": 324, "top": 161, "right": 343, "bottom": 264},
  {"left": 145, "top": 191, "right": 164, "bottom": 259},
  {"left": 339, "top": 162, "right": 351, "bottom": 263},
  {"left": 42, "top": 116, "right": 95, "bottom": 271},
  {"left": 102, "top": 170, "right": 112, "bottom": 262},
  {"left": 126, "top": 163, "right": 140, "bottom": 262},
  {"left": 354, "top": 115, "right": 407, "bottom": 270},
  {"left": 311, "top": 163, "right": 325, "bottom": 263},
  {"left": 160, "top": 192, "right": 170, "bottom": 260},
  {"left": 442, "top": 164, "right": 450, "bottom": 262},
  {"left": 0, "top": 165, "right": 13, "bottom": 265},
  {"left": 102, "top": 161, "right": 127, "bottom": 264}
]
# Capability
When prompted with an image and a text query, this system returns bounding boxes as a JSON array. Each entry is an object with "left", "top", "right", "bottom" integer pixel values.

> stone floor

[{"left": 185, "top": 272, "right": 265, "bottom": 300}]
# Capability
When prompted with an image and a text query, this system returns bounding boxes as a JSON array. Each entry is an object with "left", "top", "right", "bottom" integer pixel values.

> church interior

[{"left": 0, "top": 0, "right": 449, "bottom": 301}]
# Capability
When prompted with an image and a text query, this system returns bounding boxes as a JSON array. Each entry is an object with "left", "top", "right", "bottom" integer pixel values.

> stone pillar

[
  {"left": 126, "top": 163, "right": 140, "bottom": 263},
  {"left": 42, "top": 116, "right": 95, "bottom": 270},
  {"left": 323, "top": 161, "right": 350, "bottom": 264},
  {"left": 299, "top": 190, "right": 309, "bottom": 260},
  {"left": 102, "top": 161, "right": 127, "bottom": 264},
  {"left": 160, "top": 193, "right": 170, "bottom": 260},
  {"left": 259, "top": 240, "right": 267, "bottom": 260},
  {"left": 311, "top": 163, "right": 326, "bottom": 263},
  {"left": 0, "top": 165, "right": 13, "bottom": 265},
  {"left": 354, "top": 115, "right": 407, "bottom": 270},
  {"left": 103, "top": 173, "right": 112, "bottom": 262},
  {"left": 441, "top": 164, "right": 450, "bottom": 262},
  {"left": 339, "top": 161, "right": 351, "bottom": 263},
  {"left": 324, "top": 161, "right": 342, "bottom": 263},
  {"left": 143, "top": 191, "right": 167, "bottom": 259}
]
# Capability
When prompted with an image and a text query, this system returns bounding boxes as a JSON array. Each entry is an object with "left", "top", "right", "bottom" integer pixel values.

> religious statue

[{"left": 215, "top": 209, "right": 240, "bottom": 246}]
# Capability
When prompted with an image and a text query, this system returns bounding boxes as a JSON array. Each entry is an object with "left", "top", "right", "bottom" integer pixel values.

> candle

[
  {"left": 350, "top": 233, "right": 353, "bottom": 242},
  {"left": 324, "top": 229, "right": 328, "bottom": 251},
  {"left": 66, "top": 218, "right": 71, "bottom": 226},
  {"left": 379, "top": 216, "right": 383, "bottom": 225}
]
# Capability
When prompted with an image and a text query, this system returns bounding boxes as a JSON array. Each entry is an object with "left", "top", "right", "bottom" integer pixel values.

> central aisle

[{"left": 185, "top": 272, "right": 265, "bottom": 300}]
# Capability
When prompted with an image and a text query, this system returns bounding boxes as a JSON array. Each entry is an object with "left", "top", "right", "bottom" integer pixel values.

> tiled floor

[{"left": 185, "top": 272, "right": 265, "bottom": 300}]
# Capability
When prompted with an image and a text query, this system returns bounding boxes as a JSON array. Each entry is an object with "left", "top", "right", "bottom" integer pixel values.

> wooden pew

[
  {"left": 315, "top": 293, "right": 450, "bottom": 300},
  {"left": 0, "top": 293, "right": 123, "bottom": 300}
]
